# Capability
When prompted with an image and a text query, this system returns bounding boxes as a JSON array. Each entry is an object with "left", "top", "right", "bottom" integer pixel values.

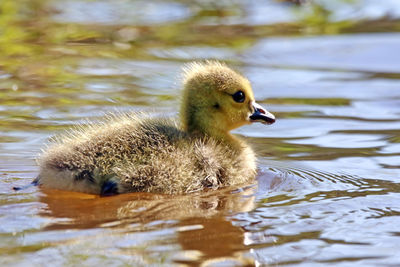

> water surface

[{"left": 1, "top": 0, "right": 400, "bottom": 266}]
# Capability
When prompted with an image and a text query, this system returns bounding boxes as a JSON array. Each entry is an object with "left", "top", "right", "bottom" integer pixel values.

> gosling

[{"left": 35, "top": 61, "right": 275, "bottom": 195}]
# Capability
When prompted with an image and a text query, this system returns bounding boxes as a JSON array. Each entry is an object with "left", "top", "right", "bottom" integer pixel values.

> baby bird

[{"left": 35, "top": 61, "right": 275, "bottom": 195}]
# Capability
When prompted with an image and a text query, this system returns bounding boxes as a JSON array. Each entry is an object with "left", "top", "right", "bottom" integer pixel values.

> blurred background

[{"left": 1, "top": 0, "right": 400, "bottom": 266}]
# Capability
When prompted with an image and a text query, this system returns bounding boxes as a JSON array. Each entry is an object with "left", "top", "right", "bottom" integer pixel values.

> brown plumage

[{"left": 36, "top": 61, "right": 275, "bottom": 195}]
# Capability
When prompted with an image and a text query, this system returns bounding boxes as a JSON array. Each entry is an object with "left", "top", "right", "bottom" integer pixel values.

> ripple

[
  {"left": 287, "top": 133, "right": 387, "bottom": 149},
  {"left": 245, "top": 33, "right": 400, "bottom": 73},
  {"left": 51, "top": 0, "right": 191, "bottom": 25}
]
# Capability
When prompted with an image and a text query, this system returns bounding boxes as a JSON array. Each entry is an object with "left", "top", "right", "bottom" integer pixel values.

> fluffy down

[
  {"left": 38, "top": 113, "right": 256, "bottom": 195},
  {"left": 35, "top": 61, "right": 275, "bottom": 195}
]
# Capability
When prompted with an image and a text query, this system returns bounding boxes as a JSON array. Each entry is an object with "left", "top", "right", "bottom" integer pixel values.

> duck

[{"left": 34, "top": 61, "right": 275, "bottom": 195}]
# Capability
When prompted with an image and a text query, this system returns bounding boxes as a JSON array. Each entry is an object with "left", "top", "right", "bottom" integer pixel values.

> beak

[{"left": 249, "top": 101, "right": 275, "bottom": 125}]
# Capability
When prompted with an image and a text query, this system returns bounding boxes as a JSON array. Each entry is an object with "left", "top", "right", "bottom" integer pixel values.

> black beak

[{"left": 249, "top": 101, "right": 275, "bottom": 125}]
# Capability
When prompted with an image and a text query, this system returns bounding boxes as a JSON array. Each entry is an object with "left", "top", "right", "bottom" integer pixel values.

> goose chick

[{"left": 37, "top": 61, "right": 275, "bottom": 195}]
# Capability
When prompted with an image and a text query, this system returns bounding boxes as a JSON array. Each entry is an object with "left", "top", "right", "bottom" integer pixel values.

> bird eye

[{"left": 232, "top": 91, "right": 245, "bottom": 103}]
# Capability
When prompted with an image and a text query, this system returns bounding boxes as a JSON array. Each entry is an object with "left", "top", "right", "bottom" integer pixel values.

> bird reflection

[{"left": 39, "top": 184, "right": 257, "bottom": 265}]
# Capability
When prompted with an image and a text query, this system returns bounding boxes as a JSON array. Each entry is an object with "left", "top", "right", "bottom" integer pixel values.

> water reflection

[
  {"left": 39, "top": 186, "right": 256, "bottom": 264},
  {"left": 40, "top": 186, "right": 255, "bottom": 229},
  {"left": 52, "top": 0, "right": 191, "bottom": 25}
]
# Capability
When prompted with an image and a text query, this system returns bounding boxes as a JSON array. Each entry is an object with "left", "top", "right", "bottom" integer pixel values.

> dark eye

[{"left": 232, "top": 91, "right": 245, "bottom": 103}]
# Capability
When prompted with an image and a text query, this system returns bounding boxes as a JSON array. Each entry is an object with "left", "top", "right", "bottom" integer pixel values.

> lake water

[{"left": 1, "top": 0, "right": 400, "bottom": 266}]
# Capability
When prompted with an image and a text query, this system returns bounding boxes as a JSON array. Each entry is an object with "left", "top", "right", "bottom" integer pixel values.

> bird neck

[
  {"left": 180, "top": 92, "right": 241, "bottom": 149},
  {"left": 184, "top": 119, "right": 243, "bottom": 151}
]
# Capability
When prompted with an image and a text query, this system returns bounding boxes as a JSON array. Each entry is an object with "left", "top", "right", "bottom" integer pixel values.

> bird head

[{"left": 180, "top": 61, "right": 275, "bottom": 137}]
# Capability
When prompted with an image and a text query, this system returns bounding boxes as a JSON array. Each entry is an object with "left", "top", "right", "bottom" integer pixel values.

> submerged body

[{"left": 36, "top": 61, "right": 275, "bottom": 195}]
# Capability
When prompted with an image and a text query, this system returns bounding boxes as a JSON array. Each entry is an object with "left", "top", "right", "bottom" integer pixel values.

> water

[{"left": 1, "top": 0, "right": 400, "bottom": 266}]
